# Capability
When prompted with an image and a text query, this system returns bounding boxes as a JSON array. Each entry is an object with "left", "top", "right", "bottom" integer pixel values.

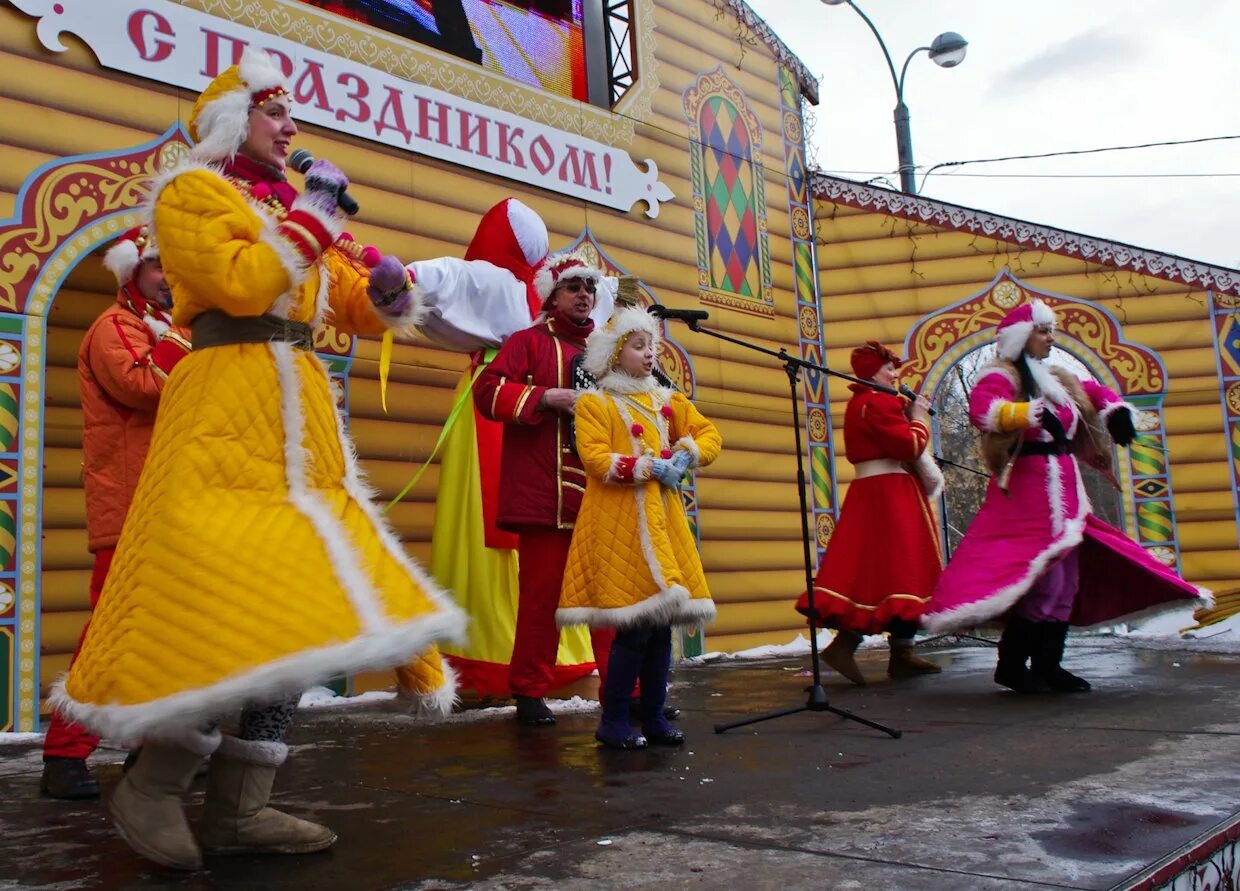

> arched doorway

[
  {"left": 902, "top": 271, "right": 1179, "bottom": 571},
  {"left": 933, "top": 342, "right": 1125, "bottom": 558}
]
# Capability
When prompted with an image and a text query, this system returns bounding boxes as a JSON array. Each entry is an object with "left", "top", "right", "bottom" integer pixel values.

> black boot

[
  {"left": 40, "top": 757, "right": 100, "bottom": 800},
  {"left": 994, "top": 615, "right": 1052, "bottom": 694},
  {"left": 514, "top": 695, "right": 556, "bottom": 726},
  {"left": 628, "top": 699, "right": 681, "bottom": 721},
  {"left": 1030, "top": 621, "right": 1091, "bottom": 693}
]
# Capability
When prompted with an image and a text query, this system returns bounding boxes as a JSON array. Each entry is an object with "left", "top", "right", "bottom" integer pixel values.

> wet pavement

[{"left": 2, "top": 639, "right": 1240, "bottom": 889}]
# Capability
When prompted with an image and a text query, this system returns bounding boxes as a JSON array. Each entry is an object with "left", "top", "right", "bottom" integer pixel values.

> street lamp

[{"left": 820, "top": 0, "right": 968, "bottom": 194}]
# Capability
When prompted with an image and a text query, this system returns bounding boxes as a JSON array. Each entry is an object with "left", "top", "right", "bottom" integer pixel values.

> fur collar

[{"left": 595, "top": 371, "right": 669, "bottom": 396}]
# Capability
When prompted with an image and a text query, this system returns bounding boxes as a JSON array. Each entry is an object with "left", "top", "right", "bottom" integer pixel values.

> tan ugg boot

[
  {"left": 888, "top": 641, "right": 943, "bottom": 678},
  {"left": 107, "top": 731, "right": 219, "bottom": 871},
  {"left": 200, "top": 736, "right": 336, "bottom": 855},
  {"left": 823, "top": 629, "right": 866, "bottom": 686}
]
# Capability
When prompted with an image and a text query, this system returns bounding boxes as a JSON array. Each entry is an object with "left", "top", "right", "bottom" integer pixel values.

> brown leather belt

[{"left": 191, "top": 310, "right": 313, "bottom": 352}]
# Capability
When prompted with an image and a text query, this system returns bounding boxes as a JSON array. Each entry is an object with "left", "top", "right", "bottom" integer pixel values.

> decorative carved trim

[
  {"left": 813, "top": 173, "right": 1240, "bottom": 297},
  {"left": 711, "top": 0, "right": 818, "bottom": 104}
]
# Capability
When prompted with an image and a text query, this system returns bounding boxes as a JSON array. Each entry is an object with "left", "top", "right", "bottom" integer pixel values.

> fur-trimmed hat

[
  {"left": 103, "top": 225, "right": 159, "bottom": 286},
  {"left": 850, "top": 341, "right": 902, "bottom": 380},
  {"left": 532, "top": 252, "right": 604, "bottom": 307},
  {"left": 996, "top": 299, "right": 1055, "bottom": 361},
  {"left": 189, "top": 48, "right": 289, "bottom": 161},
  {"left": 583, "top": 305, "right": 661, "bottom": 378}
]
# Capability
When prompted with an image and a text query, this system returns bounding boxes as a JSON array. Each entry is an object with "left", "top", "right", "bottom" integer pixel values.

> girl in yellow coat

[
  {"left": 50, "top": 50, "right": 466, "bottom": 870},
  {"left": 558, "top": 306, "right": 721, "bottom": 749}
]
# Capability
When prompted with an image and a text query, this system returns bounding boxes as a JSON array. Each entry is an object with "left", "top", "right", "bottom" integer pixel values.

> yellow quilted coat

[
  {"left": 557, "top": 380, "right": 721, "bottom": 628},
  {"left": 52, "top": 162, "right": 466, "bottom": 740}
]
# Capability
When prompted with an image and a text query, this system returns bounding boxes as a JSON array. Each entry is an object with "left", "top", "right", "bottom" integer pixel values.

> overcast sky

[{"left": 740, "top": 0, "right": 1240, "bottom": 269}]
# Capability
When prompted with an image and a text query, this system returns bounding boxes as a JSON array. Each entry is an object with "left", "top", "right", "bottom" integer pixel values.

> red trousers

[
  {"left": 43, "top": 549, "right": 113, "bottom": 760},
  {"left": 510, "top": 528, "right": 614, "bottom": 699}
]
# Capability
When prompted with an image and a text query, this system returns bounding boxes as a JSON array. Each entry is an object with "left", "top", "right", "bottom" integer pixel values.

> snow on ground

[{"left": 296, "top": 686, "right": 600, "bottom": 722}]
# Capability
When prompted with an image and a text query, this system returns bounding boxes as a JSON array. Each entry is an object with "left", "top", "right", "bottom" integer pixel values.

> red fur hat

[
  {"left": 850, "top": 341, "right": 901, "bottom": 380},
  {"left": 102, "top": 225, "right": 158, "bottom": 286}
]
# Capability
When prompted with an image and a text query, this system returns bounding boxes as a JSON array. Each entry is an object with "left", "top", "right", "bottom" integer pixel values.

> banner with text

[{"left": 7, "top": 0, "right": 674, "bottom": 217}]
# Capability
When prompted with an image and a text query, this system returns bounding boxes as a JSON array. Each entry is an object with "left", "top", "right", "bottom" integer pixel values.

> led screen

[{"left": 298, "top": 1, "right": 587, "bottom": 100}]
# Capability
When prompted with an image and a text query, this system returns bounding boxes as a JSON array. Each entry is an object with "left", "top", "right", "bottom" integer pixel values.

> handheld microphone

[
  {"left": 648, "top": 304, "right": 709, "bottom": 324},
  {"left": 287, "top": 149, "right": 360, "bottom": 216},
  {"left": 899, "top": 383, "right": 936, "bottom": 416}
]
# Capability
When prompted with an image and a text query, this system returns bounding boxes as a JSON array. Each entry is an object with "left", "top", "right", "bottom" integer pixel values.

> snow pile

[{"left": 298, "top": 686, "right": 398, "bottom": 709}]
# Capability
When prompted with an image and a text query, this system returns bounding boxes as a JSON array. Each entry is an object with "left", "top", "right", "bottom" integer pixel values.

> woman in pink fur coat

[{"left": 920, "top": 300, "right": 1204, "bottom": 693}]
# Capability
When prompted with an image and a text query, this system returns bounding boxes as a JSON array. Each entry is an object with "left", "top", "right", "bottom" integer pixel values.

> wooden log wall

[{"left": 815, "top": 203, "right": 1240, "bottom": 594}]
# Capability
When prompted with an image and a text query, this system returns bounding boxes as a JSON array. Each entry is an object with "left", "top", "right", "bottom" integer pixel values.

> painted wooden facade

[
  {"left": 813, "top": 175, "right": 1240, "bottom": 607},
  {"left": 0, "top": 0, "right": 825, "bottom": 730}
]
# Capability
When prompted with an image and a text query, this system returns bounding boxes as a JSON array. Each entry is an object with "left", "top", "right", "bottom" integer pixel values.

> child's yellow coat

[{"left": 558, "top": 385, "right": 721, "bottom": 628}]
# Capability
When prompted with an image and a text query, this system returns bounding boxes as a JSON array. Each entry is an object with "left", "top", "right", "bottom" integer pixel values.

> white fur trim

[
  {"left": 402, "top": 659, "right": 460, "bottom": 719},
  {"left": 1096, "top": 400, "right": 1135, "bottom": 427},
  {"left": 142, "top": 314, "right": 171, "bottom": 339},
  {"left": 914, "top": 449, "right": 945, "bottom": 501},
  {"left": 217, "top": 735, "right": 288, "bottom": 766},
  {"left": 533, "top": 256, "right": 604, "bottom": 303},
  {"left": 996, "top": 321, "right": 1034, "bottom": 362},
  {"left": 48, "top": 608, "right": 467, "bottom": 740},
  {"left": 191, "top": 48, "right": 288, "bottom": 162},
  {"left": 1030, "top": 299, "right": 1056, "bottom": 326},
  {"left": 921, "top": 513, "right": 1088, "bottom": 635},
  {"left": 103, "top": 240, "right": 140, "bottom": 286},
  {"left": 1028, "top": 358, "right": 1068, "bottom": 405},
  {"left": 288, "top": 195, "right": 346, "bottom": 245},
  {"left": 557, "top": 585, "right": 717, "bottom": 629},
  {"left": 373, "top": 280, "right": 429, "bottom": 332},
  {"left": 674, "top": 435, "right": 702, "bottom": 469},
  {"left": 239, "top": 47, "right": 288, "bottom": 94},
  {"left": 506, "top": 199, "right": 548, "bottom": 265},
  {"left": 583, "top": 306, "right": 661, "bottom": 378},
  {"left": 190, "top": 87, "right": 252, "bottom": 162},
  {"left": 1047, "top": 453, "right": 1065, "bottom": 538},
  {"left": 273, "top": 342, "right": 384, "bottom": 632},
  {"left": 145, "top": 726, "right": 222, "bottom": 756},
  {"left": 595, "top": 373, "right": 664, "bottom": 396}
]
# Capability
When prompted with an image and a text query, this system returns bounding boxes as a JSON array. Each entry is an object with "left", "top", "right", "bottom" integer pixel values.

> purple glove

[
  {"left": 301, "top": 158, "right": 350, "bottom": 216},
  {"left": 366, "top": 254, "right": 413, "bottom": 317}
]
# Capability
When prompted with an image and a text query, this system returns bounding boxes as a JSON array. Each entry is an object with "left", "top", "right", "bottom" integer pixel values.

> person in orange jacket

[{"left": 40, "top": 225, "right": 191, "bottom": 800}]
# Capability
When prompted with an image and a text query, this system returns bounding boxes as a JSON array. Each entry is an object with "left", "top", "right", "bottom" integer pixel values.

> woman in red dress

[{"left": 795, "top": 342, "right": 945, "bottom": 684}]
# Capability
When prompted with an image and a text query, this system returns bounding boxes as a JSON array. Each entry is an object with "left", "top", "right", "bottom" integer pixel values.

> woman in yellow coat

[
  {"left": 50, "top": 49, "right": 466, "bottom": 870},
  {"left": 558, "top": 306, "right": 721, "bottom": 749}
]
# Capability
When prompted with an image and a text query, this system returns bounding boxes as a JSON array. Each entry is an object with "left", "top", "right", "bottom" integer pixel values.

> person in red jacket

[
  {"left": 473, "top": 254, "right": 621, "bottom": 725},
  {"left": 40, "top": 226, "right": 191, "bottom": 799},
  {"left": 795, "top": 341, "right": 944, "bottom": 685}
]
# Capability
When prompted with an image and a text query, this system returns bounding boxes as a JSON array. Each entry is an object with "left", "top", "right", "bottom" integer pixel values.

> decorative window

[{"left": 683, "top": 69, "right": 773, "bottom": 317}]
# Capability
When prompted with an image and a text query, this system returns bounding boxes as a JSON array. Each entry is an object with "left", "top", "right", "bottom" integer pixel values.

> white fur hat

[
  {"left": 995, "top": 299, "right": 1056, "bottom": 361},
  {"left": 189, "top": 47, "right": 289, "bottom": 162},
  {"left": 583, "top": 305, "right": 661, "bottom": 378},
  {"left": 102, "top": 225, "right": 158, "bottom": 286}
]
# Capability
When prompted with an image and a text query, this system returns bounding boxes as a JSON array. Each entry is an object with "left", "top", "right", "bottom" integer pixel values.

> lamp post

[{"left": 820, "top": 0, "right": 967, "bottom": 194}]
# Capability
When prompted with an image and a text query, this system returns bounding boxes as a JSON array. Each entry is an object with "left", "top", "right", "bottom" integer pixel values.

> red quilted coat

[
  {"left": 473, "top": 310, "right": 593, "bottom": 531},
  {"left": 78, "top": 287, "right": 190, "bottom": 552}
]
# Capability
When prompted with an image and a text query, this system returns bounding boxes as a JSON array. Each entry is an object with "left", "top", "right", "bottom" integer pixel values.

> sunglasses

[{"left": 557, "top": 277, "right": 597, "bottom": 294}]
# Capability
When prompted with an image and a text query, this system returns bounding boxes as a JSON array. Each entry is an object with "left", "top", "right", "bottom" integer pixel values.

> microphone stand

[{"left": 659, "top": 313, "right": 900, "bottom": 739}]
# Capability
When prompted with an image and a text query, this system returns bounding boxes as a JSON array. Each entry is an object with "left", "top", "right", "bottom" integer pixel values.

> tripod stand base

[{"left": 713, "top": 684, "right": 902, "bottom": 738}]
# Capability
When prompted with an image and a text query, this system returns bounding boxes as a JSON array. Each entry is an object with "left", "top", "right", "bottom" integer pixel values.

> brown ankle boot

[
  {"left": 823, "top": 629, "right": 866, "bottom": 686},
  {"left": 200, "top": 737, "right": 336, "bottom": 856},
  {"left": 888, "top": 641, "right": 942, "bottom": 678},
  {"left": 108, "top": 731, "right": 219, "bottom": 870}
]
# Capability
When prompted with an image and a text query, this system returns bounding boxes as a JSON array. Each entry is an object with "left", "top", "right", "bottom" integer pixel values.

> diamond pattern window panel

[{"left": 683, "top": 69, "right": 774, "bottom": 317}]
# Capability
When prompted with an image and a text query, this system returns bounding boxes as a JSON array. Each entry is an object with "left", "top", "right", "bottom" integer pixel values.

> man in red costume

[
  {"left": 40, "top": 226, "right": 191, "bottom": 799},
  {"left": 474, "top": 255, "right": 618, "bottom": 725}
]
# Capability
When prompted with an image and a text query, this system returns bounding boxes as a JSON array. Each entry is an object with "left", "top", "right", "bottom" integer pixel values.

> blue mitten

[
  {"left": 670, "top": 449, "right": 694, "bottom": 475},
  {"left": 649, "top": 457, "right": 682, "bottom": 489}
]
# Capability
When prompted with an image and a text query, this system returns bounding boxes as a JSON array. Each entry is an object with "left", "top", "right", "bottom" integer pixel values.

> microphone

[
  {"left": 648, "top": 304, "right": 709, "bottom": 324},
  {"left": 287, "top": 149, "right": 360, "bottom": 215},
  {"left": 899, "top": 383, "right": 936, "bottom": 416}
]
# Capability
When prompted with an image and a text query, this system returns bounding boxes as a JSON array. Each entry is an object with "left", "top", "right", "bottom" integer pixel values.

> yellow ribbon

[{"left": 379, "top": 330, "right": 395, "bottom": 413}]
